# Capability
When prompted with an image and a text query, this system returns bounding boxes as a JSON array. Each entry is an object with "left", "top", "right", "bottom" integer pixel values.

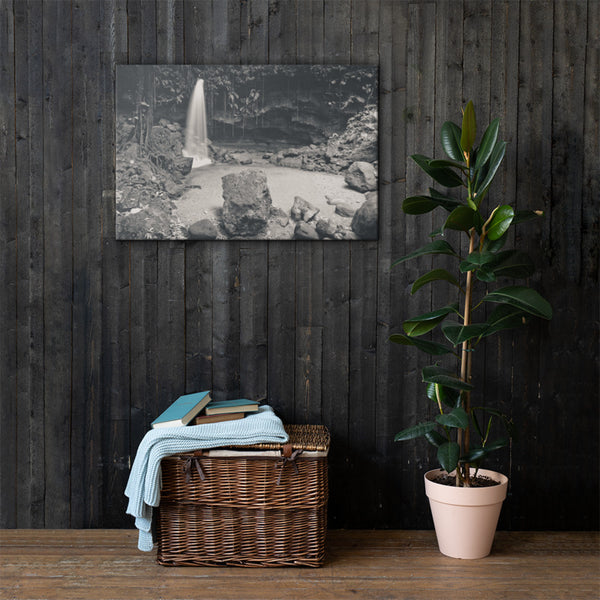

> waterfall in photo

[{"left": 183, "top": 78, "right": 211, "bottom": 168}]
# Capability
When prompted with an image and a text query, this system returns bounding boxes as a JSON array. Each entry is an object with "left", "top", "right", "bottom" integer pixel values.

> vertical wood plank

[
  {"left": 266, "top": 0, "right": 297, "bottom": 422},
  {"left": 127, "top": 1, "right": 160, "bottom": 447},
  {"left": 397, "top": 0, "right": 438, "bottom": 527},
  {"left": 461, "top": 3, "right": 493, "bottom": 458},
  {"left": 210, "top": 0, "right": 242, "bottom": 402},
  {"left": 348, "top": 0, "right": 379, "bottom": 527},
  {"left": 512, "top": 0, "right": 554, "bottom": 529},
  {"left": 550, "top": 0, "right": 586, "bottom": 284},
  {"left": 42, "top": 0, "right": 72, "bottom": 528},
  {"left": 70, "top": 0, "right": 104, "bottom": 527},
  {"left": 381, "top": 0, "right": 412, "bottom": 528},
  {"left": 0, "top": 0, "right": 598, "bottom": 532},
  {"left": 374, "top": 0, "right": 405, "bottom": 528},
  {"left": 484, "top": 0, "right": 521, "bottom": 512},
  {"left": 101, "top": 0, "right": 131, "bottom": 527},
  {"left": 156, "top": 1, "right": 186, "bottom": 411},
  {"left": 539, "top": 0, "right": 594, "bottom": 528},
  {"left": 582, "top": 0, "right": 599, "bottom": 293},
  {"left": 294, "top": 0, "right": 324, "bottom": 426},
  {"left": 431, "top": 0, "right": 463, "bottom": 371},
  {"left": 462, "top": 0, "right": 491, "bottom": 119},
  {"left": 0, "top": 0, "right": 17, "bottom": 528},
  {"left": 183, "top": 0, "right": 215, "bottom": 396},
  {"left": 580, "top": 0, "right": 600, "bottom": 529},
  {"left": 14, "top": 0, "right": 45, "bottom": 528},
  {"left": 321, "top": 0, "right": 351, "bottom": 527},
  {"left": 238, "top": 0, "right": 269, "bottom": 403}
]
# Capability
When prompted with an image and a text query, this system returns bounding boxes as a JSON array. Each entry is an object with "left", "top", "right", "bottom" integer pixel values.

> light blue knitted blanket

[{"left": 125, "top": 405, "right": 289, "bottom": 551}]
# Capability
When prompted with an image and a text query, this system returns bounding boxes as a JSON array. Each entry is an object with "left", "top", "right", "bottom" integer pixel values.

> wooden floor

[{"left": 1, "top": 530, "right": 598, "bottom": 600}]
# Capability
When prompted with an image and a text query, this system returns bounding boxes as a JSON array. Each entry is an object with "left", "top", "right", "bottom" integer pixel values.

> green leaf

[
  {"left": 411, "top": 154, "right": 464, "bottom": 188},
  {"left": 460, "top": 100, "right": 476, "bottom": 153},
  {"left": 436, "top": 407, "right": 469, "bottom": 429},
  {"left": 403, "top": 195, "right": 462, "bottom": 214},
  {"left": 422, "top": 365, "right": 473, "bottom": 390},
  {"left": 471, "top": 408, "right": 517, "bottom": 440},
  {"left": 444, "top": 206, "right": 476, "bottom": 232},
  {"left": 491, "top": 250, "right": 535, "bottom": 279},
  {"left": 425, "top": 430, "right": 447, "bottom": 448},
  {"left": 411, "top": 268, "right": 461, "bottom": 294},
  {"left": 472, "top": 209, "right": 484, "bottom": 234},
  {"left": 475, "top": 118, "right": 500, "bottom": 170},
  {"left": 482, "top": 232, "right": 508, "bottom": 253},
  {"left": 459, "top": 251, "right": 497, "bottom": 272},
  {"left": 402, "top": 196, "right": 439, "bottom": 215},
  {"left": 395, "top": 421, "right": 437, "bottom": 442},
  {"left": 437, "top": 442, "right": 460, "bottom": 473},
  {"left": 481, "top": 304, "right": 526, "bottom": 337},
  {"left": 486, "top": 205, "right": 514, "bottom": 240},
  {"left": 482, "top": 437, "right": 510, "bottom": 452},
  {"left": 460, "top": 447, "right": 487, "bottom": 463},
  {"left": 441, "top": 322, "right": 489, "bottom": 346},
  {"left": 474, "top": 140, "right": 506, "bottom": 194},
  {"left": 427, "top": 383, "right": 461, "bottom": 408},
  {"left": 402, "top": 303, "right": 459, "bottom": 337},
  {"left": 429, "top": 158, "right": 468, "bottom": 171},
  {"left": 476, "top": 267, "right": 497, "bottom": 282},
  {"left": 462, "top": 438, "right": 510, "bottom": 463},
  {"left": 440, "top": 121, "right": 464, "bottom": 161},
  {"left": 392, "top": 240, "right": 459, "bottom": 267},
  {"left": 513, "top": 209, "right": 544, "bottom": 225},
  {"left": 483, "top": 285, "right": 552, "bottom": 320},
  {"left": 389, "top": 333, "right": 454, "bottom": 356},
  {"left": 429, "top": 188, "right": 458, "bottom": 202}
]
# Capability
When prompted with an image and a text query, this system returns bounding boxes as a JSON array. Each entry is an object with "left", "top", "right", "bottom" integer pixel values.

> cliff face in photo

[
  {"left": 117, "top": 65, "right": 378, "bottom": 148},
  {"left": 268, "top": 106, "right": 378, "bottom": 173},
  {"left": 115, "top": 117, "right": 191, "bottom": 239}
]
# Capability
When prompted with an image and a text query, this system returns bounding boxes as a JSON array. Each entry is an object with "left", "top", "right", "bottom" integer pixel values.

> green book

[
  {"left": 204, "top": 398, "right": 260, "bottom": 416},
  {"left": 151, "top": 391, "right": 213, "bottom": 428}
]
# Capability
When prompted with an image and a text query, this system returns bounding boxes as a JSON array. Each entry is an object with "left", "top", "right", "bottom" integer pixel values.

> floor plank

[{"left": 0, "top": 530, "right": 598, "bottom": 600}]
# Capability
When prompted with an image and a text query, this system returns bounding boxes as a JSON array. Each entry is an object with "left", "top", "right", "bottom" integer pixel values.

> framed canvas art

[{"left": 115, "top": 65, "right": 378, "bottom": 240}]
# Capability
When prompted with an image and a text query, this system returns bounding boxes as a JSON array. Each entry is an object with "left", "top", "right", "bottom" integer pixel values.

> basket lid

[{"left": 233, "top": 424, "right": 330, "bottom": 452}]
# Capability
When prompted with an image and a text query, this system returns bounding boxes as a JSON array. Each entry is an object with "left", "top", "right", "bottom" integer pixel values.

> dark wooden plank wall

[{"left": 0, "top": 0, "right": 598, "bottom": 530}]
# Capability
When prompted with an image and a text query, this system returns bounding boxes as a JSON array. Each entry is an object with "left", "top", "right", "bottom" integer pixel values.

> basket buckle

[
  {"left": 276, "top": 444, "right": 303, "bottom": 485},
  {"left": 183, "top": 455, "right": 206, "bottom": 483}
]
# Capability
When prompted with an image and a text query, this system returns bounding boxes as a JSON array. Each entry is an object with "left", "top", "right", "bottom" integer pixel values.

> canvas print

[{"left": 115, "top": 65, "right": 378, "bottom": 240}]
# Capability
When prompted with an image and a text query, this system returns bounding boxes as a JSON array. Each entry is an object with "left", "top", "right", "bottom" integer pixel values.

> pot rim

[{"left": 424, "top": 468, "right": 508, "bottom": 507}]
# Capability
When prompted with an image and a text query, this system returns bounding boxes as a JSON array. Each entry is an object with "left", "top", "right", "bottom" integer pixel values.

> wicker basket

[{"left": 156, "top": 424, "right": 329, "bottom": 567}]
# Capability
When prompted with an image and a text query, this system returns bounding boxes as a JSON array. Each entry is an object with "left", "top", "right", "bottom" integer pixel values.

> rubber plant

[{"left": 391, "top": 101, "right": 552, "bottom": 487}]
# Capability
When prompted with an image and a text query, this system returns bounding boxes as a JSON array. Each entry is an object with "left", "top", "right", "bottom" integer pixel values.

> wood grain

[
  {"left": 0, "top": 530, "right": 598, "bottom": 600},
  {"left": 0, "top": 0, "right": 18, "bottom": 529},
  {"left": 42, "top": 0, "right": 72, "bottom": 528},
  {"left": 71, "top": 0, "right": 103, "bottom": 528},
  {"left": 321, "top": 0, "right": 352, "bottom": 528},
  {"left": 183, "top": 0, "right": 215, "bottom": 398},
  {"left": 14, "top": 0, "right": 45, "bottom": 529},
  {"left": 0, "top": 0, "right": 597, "bottom": 531}
]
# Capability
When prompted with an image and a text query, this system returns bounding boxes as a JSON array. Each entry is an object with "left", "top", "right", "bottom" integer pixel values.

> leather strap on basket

[
  {"left": 183, "top": 455, "right": 206, "bottom": 483},
  {"left": 276, "top": 445, "right": 303, "bottom": 485}
]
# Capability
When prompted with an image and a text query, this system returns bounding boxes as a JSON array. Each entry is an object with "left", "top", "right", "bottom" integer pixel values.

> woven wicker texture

[
  {"left": 156, "top": 424, "right": 329, "bottom": 567},
  {"left": 240, "top": 423, "right": 330, "bottom": 451}
]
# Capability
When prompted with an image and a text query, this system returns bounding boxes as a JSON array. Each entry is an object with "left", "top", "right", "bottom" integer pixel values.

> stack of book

[{"left": 151, "top": 390, "right": 260, "bottom": 429}]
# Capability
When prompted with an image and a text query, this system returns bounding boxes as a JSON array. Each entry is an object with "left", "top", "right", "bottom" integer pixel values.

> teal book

[
  {"left": 151, "top": 391, "right": 213, "bottom": 428},
  {"left": 204, "top": 398, "right": 260, "bottom": 416}
]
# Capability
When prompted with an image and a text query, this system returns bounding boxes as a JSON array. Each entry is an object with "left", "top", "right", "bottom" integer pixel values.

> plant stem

[{"left": 459, "top": 229, "right": 476, "bottom": 486}]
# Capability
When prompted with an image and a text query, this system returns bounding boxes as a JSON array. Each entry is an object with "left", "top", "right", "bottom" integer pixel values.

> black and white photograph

[{"left": 115, "top": 65, "right": 378, "bottom": 240}]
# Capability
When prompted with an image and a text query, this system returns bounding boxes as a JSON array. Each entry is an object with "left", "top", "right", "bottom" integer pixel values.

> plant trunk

[{"left": 458, "top": 229, "right": 476, "bottom": 486}]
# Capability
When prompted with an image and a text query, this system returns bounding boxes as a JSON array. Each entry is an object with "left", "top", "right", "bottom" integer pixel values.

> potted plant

[{"left": 391, "top": 101, "right": 552, "bottom": 559}]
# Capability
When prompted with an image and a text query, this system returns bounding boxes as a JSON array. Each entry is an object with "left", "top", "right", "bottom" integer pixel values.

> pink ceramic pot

[{"left": 424, "top": 468, "right": 509, "bottom": 559}]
